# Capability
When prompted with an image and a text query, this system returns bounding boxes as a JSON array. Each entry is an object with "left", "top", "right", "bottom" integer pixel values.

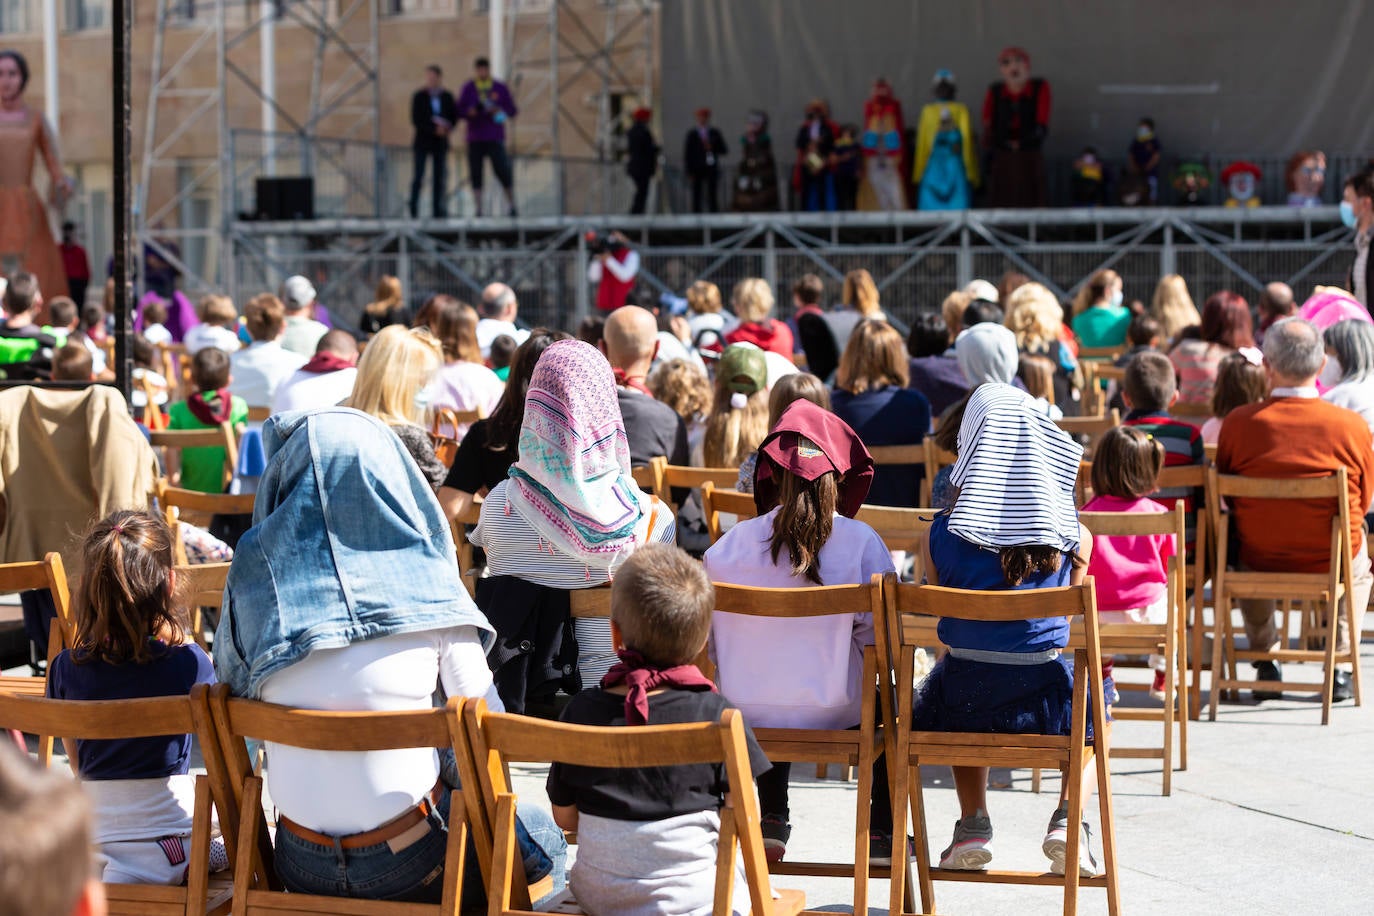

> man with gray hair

[
  {"left": 475, "top": 281, "right": 529, "bottom": 358},
  {"left": 1216, "top": 317, "right": 1374, "bottom": 703}
]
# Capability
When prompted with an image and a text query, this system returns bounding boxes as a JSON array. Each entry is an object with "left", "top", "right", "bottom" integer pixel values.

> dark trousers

[
  {"left": 21, "top": 589, "right": 56, "bottom": 666},
  {"left": 630, "top": 176, "right": 651, "bottom": 214},
  {"left": 756, "top": 755, "right": 893, "bottom": 834},
  {"left": 690, "top": 173, "right": 718, "bottom": 213},
  {"left": 410, "top": 144, "right": 449, "bottom": 218},
  {"left": 468, "top": 140, "right": 514, "bottom": 217},
  {"left": 67, "top": 278, "right": 88, "bottom": 308}
]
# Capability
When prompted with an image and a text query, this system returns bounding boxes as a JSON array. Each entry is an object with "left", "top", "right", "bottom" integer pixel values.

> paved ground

[
  {"left": 506, "top": 647, "right": 1374, "bottom": 915},
  {"left": 11, "top": 617, "right": 1374, "bottom": 914}
]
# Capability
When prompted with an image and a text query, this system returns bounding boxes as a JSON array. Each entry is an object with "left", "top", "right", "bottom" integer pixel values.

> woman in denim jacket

[{"left": 214, "top": 407, "right": 566, "bottom": 904}]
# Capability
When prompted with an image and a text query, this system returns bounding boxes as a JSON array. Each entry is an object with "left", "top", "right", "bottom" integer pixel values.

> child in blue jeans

[{"left": 47, "top": 510, "right": 222, "bottom": 884}]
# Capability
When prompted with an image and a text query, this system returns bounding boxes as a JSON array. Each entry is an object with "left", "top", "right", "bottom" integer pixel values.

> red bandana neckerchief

[
  {"left": 187, "top": 388, "right": 232, "bottom": 426},
  {"left": 301, "top": 352, "right": 356, "bottom": 375},
  {"left": 600, "top": 649, "right": 716, "bottom": 725}
]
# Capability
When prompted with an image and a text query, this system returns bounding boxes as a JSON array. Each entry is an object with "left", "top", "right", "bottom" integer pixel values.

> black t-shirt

[
  {"left": 545, "top": 687, "right": 771, "bottom": 822},
  {"left": 442, "top": 419, "right": 516, "bottom": 495},
  {"left": 617, "top": 389, "right": 689, "bottom": 469}
]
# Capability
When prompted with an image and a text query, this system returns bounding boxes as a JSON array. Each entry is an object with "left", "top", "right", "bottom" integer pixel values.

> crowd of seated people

[{"left": 4, "top": 258, "right": 1374, "bottom": 911}]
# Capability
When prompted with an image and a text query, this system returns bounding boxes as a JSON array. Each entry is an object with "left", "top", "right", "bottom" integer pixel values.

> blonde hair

[
  {"left": 1150, "top": 274, "right": 1202, "bottom": 342},
  {"left": 732, "top": 278, "right": 775, "bottom": 323},
  {"left": 1004, "top": 282, "right": 1064, "bottom": 351},
  {"left": 196, "top": 294, "right": 237, "bottom": 327},
  {"left": 365, "top": 275, "right": 403, "bottom": 317},
  {"left": 835, "top": 319, "right": 909, "bottom": 394},
  {"left": 940, "top": 289, "right": 973, "bottom": 340},
  {"left": 703, "top": 371, "right": 769, "bottom": 467},
  {"left": 842, "top": 268, "right": 881, "bottom": 317},
  {"left": 648, "top": 358, "right": 712, "bottom": 423},
  {"left": 686, "top": 280, "right": 723, "bottom": 315},
  {"left": 346, "top": 325, "right": 442, "bottom": 427},
  {"left": 1072, "top": 268, "right": 1121, "bottom": 316}
]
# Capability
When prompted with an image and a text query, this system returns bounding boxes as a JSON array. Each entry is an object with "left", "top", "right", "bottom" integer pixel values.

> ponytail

[
  {"left": 72, "top": 510, "right": 183, "bottom": 665},
  {"left": 768, "top": 464, "right": 837, "bottom": 585}
]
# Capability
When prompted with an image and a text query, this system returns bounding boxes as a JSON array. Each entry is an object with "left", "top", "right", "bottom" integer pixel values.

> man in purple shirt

[{"left": 456, "top": 56, "right": 519, "bottom": 217}]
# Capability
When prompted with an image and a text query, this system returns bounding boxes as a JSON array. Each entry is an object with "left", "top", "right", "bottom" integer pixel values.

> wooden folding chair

[
  {"left": 1169, "top": 401, "right": 1211, "bottom": 423},
  {"left": 176, "top": 563, "right": 230, "bottom": 650},
  {"left": 0, "top": 686, "right": 234, "bottom": 915},
  {"left": 204, "top": 683, "right": 472, "bottom": 915},
  {"left": 141, "top": 373, "right": 170, "bottom": 431},
  {"left": 854, "top": 504, "right": 938, "bottom": 573},
  {"left": 1055, "top": 409, "right": 1121, "bottom": 456},
  {"left": 1076, "top": 346, "right": 1124, "bottom": 363},
  {"left": 1079, "top": 504, "right": 1189, "bottom": 795},
  {"left": 1206, "top": 467, "right": 1360, "bottom": 724},
  {"left": 630, "top": 464, "right": 658, "bottom": 494},
  {"left": 430, "top": 407, "right": 483, "bottom": 468},
  {"left": 460, "top": 697, "right": 806, "bottom": 916},
  {"left": 700, "top": 483, "right": 759, "bottom": 544},
  {"left": 0, "top": 553, "right": 73, "bottom": 765},
  {"left": 245, "top": 406, "right": 272, "bottom": 424},
  {"left": 709, "top": 577, "right": 891, "bottom": 915},
  {"left": 450, "top": 495, "right": 485, "bottom": 598},
  {"left": 882, "top": 577, "right": 1120, "bottom": 916},
  {"left": 648, "top": 456, "right": 740, "bottom": 515},
  {"left": 150, "top": 425, "right": 241, "bottom": 493},
  {"left": 867, "top": 444, "right": 926, "bottom": 501},
  {"left": 158, "top": 482, "right": 257, "bottom": 565},
  {"left": 920, "top": 440, "right": 956, "bottom": 507},
  {"left": 1151, "top": 464, "right": 1211, "bottom": 722}
]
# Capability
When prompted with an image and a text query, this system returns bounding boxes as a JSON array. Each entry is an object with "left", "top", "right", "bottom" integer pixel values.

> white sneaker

[{"left": 1043, "top": 807, "right": 1097, "bottom": 877}]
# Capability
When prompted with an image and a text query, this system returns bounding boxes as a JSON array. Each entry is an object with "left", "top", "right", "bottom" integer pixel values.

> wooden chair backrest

[
  {"left": 158, "top": 481, "right": 255, "bottom": 563},
  {"left": 429, "top": 407, "right": 482, "bottom": 469},
  {"left": 700, "top": 483, "right": 760, "bottom": 543},
  {"left": 1055, "top": 408, "right": 1121, "bottom": 440},
  {"left": 205, "top": 684, "right": 468, "bottom": 910},
  {"left": 1207, "top": 467, "right": 1351, "bottom": 569},
  {"left": 652, "top": 457, "right": 740, "bottom": 511},
  {"left": 853, "top": 504, "right": 938, "bottom": 563},
  {"left": 1168, "top": 400, "right": 1212, "bottom": 420},
  {"left": 245, "top": 406, "right": 271, "bottom": 424},
  {"left": 1077, "top": 345, "right": 1124, "bottom": 361},
  {"left": 0, "top": 553, "right": 73, "bottom": 646},
  {"left": 0, "top": 687, "right": 230, "bottom": 915},
  {"left": 451, "top": 495, "right": 484, "bottom": 598},
  {"left": 176, "top": 562, "right": 229, "bottom": 648},
  {"left": 568, "top": 584, "right": 612, "bottom": 620},
  {"left": 713, "top": 577, "right": 883, "bottom": 621},
  {"left": 1203, "top": 442, "right": 1218, "bottom": 463},
  {"left": 462, "top": 697, "right": 784, "bottom": 916},
  {"left": 149, "top": 423, "right": 240, "bottom": 491},
  {"left": 920, "top": 439, "right": 957, "bottom": 506},
  {"left": 1092, "top": 363, "right": 1127, "bottom": 383},
  {"left": 630, "top": 463, "right": 657, "bottom": 494},
  {"left": 867, "top": 444, "right": 925, "bottom": 466},
  {"left": 1079, "top": 502, "right": 1185, "bottom": 544},
  {"left": 138, "top": 374, "right": 168, "bottom": 431}
]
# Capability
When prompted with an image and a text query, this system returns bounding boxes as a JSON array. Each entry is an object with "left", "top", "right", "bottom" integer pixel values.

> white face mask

[{"left": 1319, "top": 354, "right": 1343, "bottom": 388}]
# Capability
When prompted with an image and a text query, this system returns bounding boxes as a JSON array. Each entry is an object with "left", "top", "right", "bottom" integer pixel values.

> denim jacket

[{"left": 213, "top": 408, "right": 494, "bottom": 697}]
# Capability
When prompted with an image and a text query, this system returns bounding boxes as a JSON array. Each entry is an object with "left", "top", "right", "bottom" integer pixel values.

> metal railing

[{"left": 226, "top": 207, "right": 1356, "bottom": 333}]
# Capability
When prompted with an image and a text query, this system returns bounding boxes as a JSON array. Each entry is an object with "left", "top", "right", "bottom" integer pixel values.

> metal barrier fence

[
  {"left": 228, "top": 129, "right": 1372, "bottom": 220},
  {"left": 227, "top": 207, "right": 1356, "bottom": 334}
]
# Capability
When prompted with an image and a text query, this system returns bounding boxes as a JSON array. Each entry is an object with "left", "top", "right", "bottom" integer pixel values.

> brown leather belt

[{"left": 277, "top": 780, "right": 444, "bottom": 850}]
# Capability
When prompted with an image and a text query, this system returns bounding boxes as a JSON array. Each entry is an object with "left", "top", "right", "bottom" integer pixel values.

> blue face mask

[
  {"left": 1340, "top": 200, "right": 1359, "bottom": 229},
  {"left": 1110, "top": 289, "right": 1124, "bottom": 308}
]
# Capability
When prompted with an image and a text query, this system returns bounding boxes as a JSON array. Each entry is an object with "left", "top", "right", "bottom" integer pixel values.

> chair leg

[
  {"left": 911, "top": 766, "right": 935, "bottom": 916},
  {"left": 1321, "top": 599, "right": 1338, "bottom": 726},
  {"left": 1063, "top": 758, "right": 1084, "bottom": 916},
  {"left": 1096, "top": 749, "right": 1122, "bottom": 916},
  {"left": 1209, "top": 594, "right": 1226, "bottom": 721},
  {"left": 1031, "top": 767, "right": 1042, "bottom": 794},
  {"left": 887, "top": 756, "right": 911, "bottom": 916},
  {"left": 852, "top": 749, "right": 872, "bottom": 916},
  {"left": 1177, "top": 593, "right": 1190, "bottom": 771},
  {"left": 1346, "top": 594, "right": 1364, "bottom": 708}
]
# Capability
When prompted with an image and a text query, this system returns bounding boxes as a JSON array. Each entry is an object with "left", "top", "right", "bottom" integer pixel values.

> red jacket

[
  {"left": 595, "top": 249, "right": 636, "bottom": 313},
  {"left": 725, "top": 319, "right": 794, "bottom": 360}
]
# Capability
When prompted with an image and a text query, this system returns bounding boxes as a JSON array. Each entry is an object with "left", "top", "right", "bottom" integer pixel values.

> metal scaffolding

[
  {"left": 225, "top": 206, "right": 1354, "bottom": 332},
  {"left": 138, "top": 0, "right": 380, "bottom": 295}
]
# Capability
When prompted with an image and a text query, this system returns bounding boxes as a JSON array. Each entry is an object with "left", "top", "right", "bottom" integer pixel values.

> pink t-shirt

[{"left": 1082, "top": 494, "right": 1175, "bottom": 612}]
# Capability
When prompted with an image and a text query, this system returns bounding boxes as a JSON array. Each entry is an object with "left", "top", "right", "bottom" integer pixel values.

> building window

[
  {"left": 64, "top": 0, "right": 109, "bottom": 31},
  {"left": 0, "top": 0, "right": 33, "bottom": 34}
]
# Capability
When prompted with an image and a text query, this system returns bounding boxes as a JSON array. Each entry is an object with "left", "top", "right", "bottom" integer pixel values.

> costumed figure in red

[
  {"left": 859, "top": 77, "right": 906, "bottom": 211},
  {"left": 982, "top": 46, "right": 1050, "bottom": 209}
]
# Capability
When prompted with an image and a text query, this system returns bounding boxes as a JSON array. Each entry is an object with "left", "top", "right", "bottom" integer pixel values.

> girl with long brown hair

[
  {"left": 415, "top": 294, "right": 503, "bottom": 435},
  {"left": 47, "top": 510, "right": 219, "bottom": 886},
  {"left": 704, "top": 399, "right": 896, "bottom": 862}
]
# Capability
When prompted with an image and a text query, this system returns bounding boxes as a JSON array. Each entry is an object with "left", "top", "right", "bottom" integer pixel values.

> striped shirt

[
  {"left": 1123, "top": 411, "right": 1204, "bottom": 552},
  {"left": 471, "top": 480, "right": 677, "bottom": 681}
]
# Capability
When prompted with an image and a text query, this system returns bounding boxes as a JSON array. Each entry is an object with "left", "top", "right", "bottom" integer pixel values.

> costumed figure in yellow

[
  {"left": 0, "top": 50, "right": 71, "bottom": 299},
  {"left": 913, "top": 69, "right": 978, "bottom": 211}
]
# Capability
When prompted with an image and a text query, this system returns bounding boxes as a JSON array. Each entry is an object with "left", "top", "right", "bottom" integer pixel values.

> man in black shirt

[
  {"left": 409, "top": 64, "right": 459, "bottom": 218},
  {"left": 600, "top": 305, "right": 688, "bottom": 472}
]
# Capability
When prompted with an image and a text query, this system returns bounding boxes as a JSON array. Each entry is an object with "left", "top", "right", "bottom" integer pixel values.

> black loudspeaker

[{"left": 255, "top": 177, "right": 315, "bottom": 221}]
